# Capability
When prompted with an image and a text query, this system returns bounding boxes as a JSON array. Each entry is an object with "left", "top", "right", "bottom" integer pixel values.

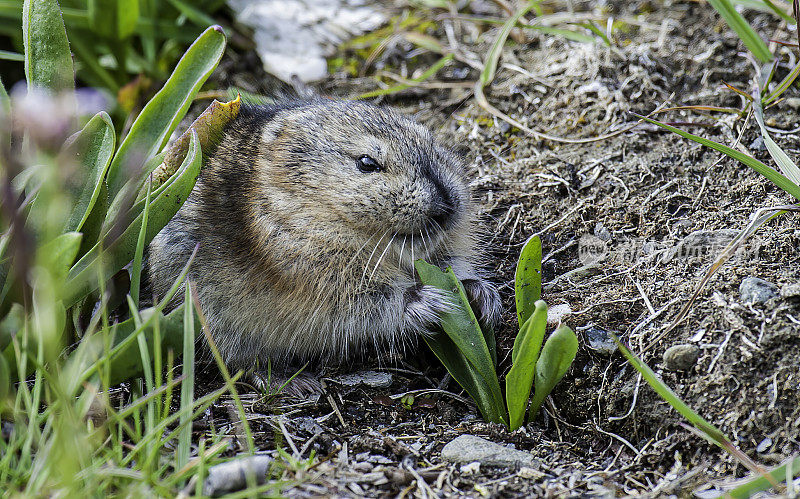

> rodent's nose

[{"left": 428, "top": 176, "right": 458, "bottom": 229}]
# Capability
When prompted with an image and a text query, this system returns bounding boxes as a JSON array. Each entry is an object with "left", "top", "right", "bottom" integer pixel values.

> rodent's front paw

[
  {"left": 403, "top": 284, "right": 456, "bottom": 333},
  {"left": 462, "top": 278, "right": 502, "bottom": 330}
]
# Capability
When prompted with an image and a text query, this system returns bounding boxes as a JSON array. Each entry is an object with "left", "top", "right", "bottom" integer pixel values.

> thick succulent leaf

[
  {"left": 88, "top": 0, "right": 139, "bottom": 39},
  {"left": 515, "top": 235, "right": 542, "bottom": 328},
  {"left": 64, "top": 131, "right": 202, "bottom": 307},
  {"left": 105, "top": 25, "right": 225, "bottom": 198},
  {"left": 105, "top": 152, "right": 166, "bottom": 235},
  {"left": 22, "top": 0, "right": 74, "bottom": 92},
  {"left": 415, "top": 259, "right": 507, "bottom": 425},
  {"left": 528, "top": 325, "right": 578, "bottom": 419},
  {"left": 62, "top": 112, "right": 116, "bottom": 234},
  {"left": 148, "top": 94, "right": 241, "bottom": 194},
  {"left": 638, "top": 115, "right": 800, "bottom": 202},
  {"left": 506, "top": 301, "right": 547, "bottom": 430},
  {"left": 39, "top": 232, "right": 82, "bottom": 282}
]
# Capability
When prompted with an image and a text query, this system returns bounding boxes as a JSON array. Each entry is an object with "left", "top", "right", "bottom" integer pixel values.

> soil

[{"left": 199, "top": 1, "right": 800, "bottom": 496}]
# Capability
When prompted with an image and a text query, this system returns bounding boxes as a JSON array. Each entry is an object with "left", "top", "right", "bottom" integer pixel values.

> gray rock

[
  {"left": 328, "top": 370, "right": 392, "bottom": 388},
  {"left": 202, "top": 455, "right": 272, "bottom": 497},
  {"left": 441, "top": 435, "right": 538, "bottom": 468},
  {"left": 749, "top": 136, "right": 766, "bottom": 151},
  {"left": 663, "top": 344, "right": 700, "bottom": 371},
  {"left": 740, "top": 277, "right": 779, "bottom": 305},
  {"left": 227, "top": 0, "right": 385, "bottom": 82},
  {"left": 594, "top": 222, "right": 612, "bottom": 242},
  {"left": 786, "top": 97, "right": 800, "bottom": 110},
  {"left": 780, "top": 283, "right": 800, "bottom": 299},
  {"left": 585, "top": 327, "right": 617, "bottom": 355}
]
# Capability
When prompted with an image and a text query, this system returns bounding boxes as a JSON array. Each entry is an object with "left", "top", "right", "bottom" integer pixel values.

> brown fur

[{"left": 146, "top": 100, "right": 500, "bottom": 370}]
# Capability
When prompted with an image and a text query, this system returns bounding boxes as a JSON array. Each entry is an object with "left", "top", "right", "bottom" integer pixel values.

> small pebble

[
  {"left": 594, "top": 222, "right": 612, "bottom": 242},
  {"left": 756, "top": 437, "right": 772, "bottom": 453},
  {"left": 785, "top": 97, "right": 800, "bottom": 110},
  {"left": 202, "top": 455, "right": 272, "bottom": 497},
  {"left": 460, "top": 462, "right": 481, "bottom": 475},
  {"left": 740, "top": 277, "right": 779, "bottom": 305},
  {"left": 441, "top": 434, "right": 538, "bottom": 468},
  {"left": 585, "top": 327, "right": 617, "bottom": 355},
  {"left": 329, "top": 370, "right": 393, "bottom": 388},
  {"left": 663, "top": 344, "right": 700, "bottom": 371},
  {"left": 780, "top": 283, "right": 800, "bottom": 299},
  {"left": 749, "top": 137, "right": 766, "bottom": 151}
]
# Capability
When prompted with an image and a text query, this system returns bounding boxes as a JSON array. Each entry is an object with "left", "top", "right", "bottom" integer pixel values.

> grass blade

[
  {"left": 727, "top": 457, "right": 800, "bottom": 498},
  {"left": 356, "top": 54, "right": 453, "bottom": 100},
  {"left": 177, "top": 282, "right": 195, "bottom": 470},
  {"left": 129, "top": 176, "right": 151, "bottom": 308},
  {"left": 615, "top": 337, "right": 756, "bottom": 460},
  {"left": 637, "top": 114, "right": 800, "bottom": 201},
  {"left": 707, "top": 0, "right": 773, "bottom": 63},
  {"left": 753, "top": 70, "right": 800, "bottom": 186}
]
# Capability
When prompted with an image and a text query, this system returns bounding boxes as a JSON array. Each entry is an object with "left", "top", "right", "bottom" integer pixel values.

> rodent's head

[{"left": 251, "top": 100, "right": 472, "bottom": 258}]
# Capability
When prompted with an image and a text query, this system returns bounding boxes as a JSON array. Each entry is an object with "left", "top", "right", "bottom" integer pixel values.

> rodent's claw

[
  {"left": 403, "top": 284, "right": 457, "bottom": 333},
  {"left": 461, "top": 278, "right": 502, "bottom": 331}
]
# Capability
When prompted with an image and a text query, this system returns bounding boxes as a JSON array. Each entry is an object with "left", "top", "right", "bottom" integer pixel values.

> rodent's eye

[{"left": 356, "top": 155, "right": 382, "bottom": 173}]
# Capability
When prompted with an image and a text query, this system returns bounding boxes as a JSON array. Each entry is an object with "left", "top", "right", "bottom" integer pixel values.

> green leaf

[
  {"left": 707, "top": 0, "right": 773, "bottom": 63},
  {"left": 39, "top": 232, "right": 82, "bottom": 281},
  {"left": 415, "top": 259, "right": 508, "bottom": 425},
  {"left": 105, "top": 25, "right": 225, "bottom": 198},
  {"left": 528, "top": 325, "right": 578, "bottom": 420},
  {"left": 75, "top": 180, "right": 108, "bottom": 257},
  {"left": 61, "top": 112, "right": 116, "bottom": 234},
  {"left": 515, "top": 235, "right": 542, "bottom": 328},
  {"left": 22, "top": 0, "right": 74, "bottom": 93},
  {"left": 506, "top": 301, "right": 547, "bottom": 430},
  {"left": 63, "top": 130, "right": 202, "bottom": 307},
  {"left": 638, "top": 115, "right": 800, "bottom": 202},
  {"left": 88, "top": 0, "right": 139, "bottom": 39}
]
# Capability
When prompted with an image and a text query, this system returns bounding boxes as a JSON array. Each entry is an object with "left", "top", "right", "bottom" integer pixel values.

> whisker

[
  {"left": 360, "top": 230, "right": 388, "bottom": 290},
  {"left": 368, "top": 231, "right": 397, "bottom": 286},
  {"left": 420, "top": 227, "right": 431, "bottom": 259},
  {"left": 398, "top": 234, "right": 407, "bottom": 270}
]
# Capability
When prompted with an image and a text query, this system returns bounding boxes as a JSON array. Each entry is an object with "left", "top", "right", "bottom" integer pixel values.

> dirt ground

[{"left": 198, "top": 1, "right": 800, "bottom": 496}]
